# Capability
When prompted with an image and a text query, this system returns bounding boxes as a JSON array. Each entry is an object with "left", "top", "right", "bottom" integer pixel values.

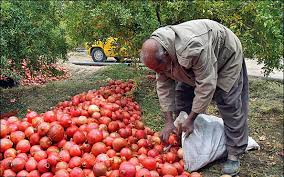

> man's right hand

[{"left": 160, "top": 122, "right": 177, "bottom": 143}]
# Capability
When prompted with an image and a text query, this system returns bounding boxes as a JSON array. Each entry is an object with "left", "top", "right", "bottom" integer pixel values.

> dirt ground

[{"left": 61, "top": 52, "right": 104, "bottom": 78}]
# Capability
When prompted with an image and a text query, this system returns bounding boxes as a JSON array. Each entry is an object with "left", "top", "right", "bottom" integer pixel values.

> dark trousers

[{"left": 175, "top": 61, "right": 249, "bottom": 156}]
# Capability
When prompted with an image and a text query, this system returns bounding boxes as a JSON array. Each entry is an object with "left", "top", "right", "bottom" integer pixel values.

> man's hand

[
  {"left": 160, "top": 111, "right": 177, "bottom": 143},
  {"left": 181, "top": 111, "right": 198, "bottom": 137},
  {"left": 160, "top": 122, "right": 177, "bottom": 143}
]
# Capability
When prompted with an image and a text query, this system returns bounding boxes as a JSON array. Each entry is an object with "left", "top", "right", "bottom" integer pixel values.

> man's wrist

[
  {"left": 163, "top": 111, "right": 174, "bottom": 124},
  {"left": 188, "top": 111, "right": 198, "bottom": 121}
]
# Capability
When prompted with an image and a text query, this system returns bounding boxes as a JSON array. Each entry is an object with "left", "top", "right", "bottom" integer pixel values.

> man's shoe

[{"left": 222, "top": 159, "right": 240, "bottom": 176}]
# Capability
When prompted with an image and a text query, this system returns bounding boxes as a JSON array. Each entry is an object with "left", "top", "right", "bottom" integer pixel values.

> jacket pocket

[{"left": 217, "top": 46, "right": 235, "bottom": 71}]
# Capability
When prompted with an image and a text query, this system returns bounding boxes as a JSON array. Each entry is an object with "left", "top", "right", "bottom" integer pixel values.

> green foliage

[
  {"left": 64, "top": 0, "right": 283, "bottom": 75},
  {"left": 2, "top": 1, "right": 281, "bottom": 77},
  {"left": 157, "top": 0, "right": 283, "bottom": 75},
  {"left": 0, "top": 1, "right": 67, "bottom": 79},
  {"left": 63, "top": 1, "right": 158, "bottom": 58},
  {"left": 245, "top": 1, "right": 283, "bottom": 75}
]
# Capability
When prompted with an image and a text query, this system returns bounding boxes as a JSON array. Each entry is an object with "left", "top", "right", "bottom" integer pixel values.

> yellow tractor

[{"left": 86, "top": 37, "right": 127, "bottom": 62}]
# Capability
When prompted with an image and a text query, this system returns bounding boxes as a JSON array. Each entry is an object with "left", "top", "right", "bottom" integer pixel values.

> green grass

[{"left": 1, "top": 65, "right": 283, "bottom": 176}]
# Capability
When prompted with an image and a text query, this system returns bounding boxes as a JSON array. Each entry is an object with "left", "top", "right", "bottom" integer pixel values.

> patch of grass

[
  {"left": 1, "top": 65, "right": 283, "bottom": 176},
  {"left": 134, "top": 77, "right": 164, "bottom": 131},
  {"left": 198, "top": 79, "right": 283, "bottom": 177},
  {"left": 249, "top": 78, "right": 283, "bottom": 100},
  {"left": 95, "top": 64, "right": 148, "bottom": 81}
]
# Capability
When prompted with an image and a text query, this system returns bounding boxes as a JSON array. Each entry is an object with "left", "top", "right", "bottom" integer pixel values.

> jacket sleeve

[
  {"left": 179, "top": 37, "right": 218, "bottom": 113},
  {"left": 156, "top": 73, "right": 176, "bottom": 112}
]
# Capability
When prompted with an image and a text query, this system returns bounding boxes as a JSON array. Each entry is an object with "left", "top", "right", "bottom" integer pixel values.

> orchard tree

[
  {"left": 1, "top": 1, "right": 282, "bottom": 79},
  {"left": 158, "top": 0, "right": 283, "bottom": 75},
  {"left": 64, "top": 0, "right": 283, "bottom": 75},
  {"left": 63, "top": 1, "right": 158, "bottom": 58},
  {"left": 0, "top": 1, "right": 67, "bottom": 80}
]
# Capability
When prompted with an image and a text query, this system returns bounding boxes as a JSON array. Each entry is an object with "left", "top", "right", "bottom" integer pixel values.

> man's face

[
  {"left": 141, "top": 52, "right": 171, "bottom": 74},
  {"left": 140, "top": 39, "right": 172, "bottom": 74}
]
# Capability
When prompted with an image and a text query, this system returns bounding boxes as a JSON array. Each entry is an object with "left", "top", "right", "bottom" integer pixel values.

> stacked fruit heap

[
  {"left": 20, "top": 61, "right": 69, "bottom": 86},
  {"left": 0, "top": 80, "right": 202, "bottom": 177}
]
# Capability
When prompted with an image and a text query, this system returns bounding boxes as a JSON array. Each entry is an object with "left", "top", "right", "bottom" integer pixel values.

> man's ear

[
  {"left": 164, "top": 51, "right": 173, "bottom": 63},
  {"left": 164, "top": 50, "right": 169, "bottom": 56},
  {"left": 163, "top": 50, "right": 172, "bottom": 62}
]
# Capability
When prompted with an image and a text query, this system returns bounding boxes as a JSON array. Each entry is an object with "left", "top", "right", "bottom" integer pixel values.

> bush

[{"left": 0, "top": 1, "right": 68, "bottom": 80}]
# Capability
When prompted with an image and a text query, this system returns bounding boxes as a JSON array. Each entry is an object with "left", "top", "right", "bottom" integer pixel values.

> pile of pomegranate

[
  {"left": 0, "top": 60, "right": 69, "bottom": 87},
  {"left": 0, "top": 80, "right": 202, "bottom": 177},
  {"left": 19, "top": 62, "right": 70, "bottom": 86}
]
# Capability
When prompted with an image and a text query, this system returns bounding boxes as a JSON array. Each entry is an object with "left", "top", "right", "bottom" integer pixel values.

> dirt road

[
  {"left": 65, "top": 50, "right": 283, "bottom": 82},
  {"left": 62, "top": 52, "right": 104, "bottom": 78}
]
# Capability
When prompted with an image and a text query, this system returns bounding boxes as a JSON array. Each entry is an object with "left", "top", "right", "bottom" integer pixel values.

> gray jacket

[{"left": 151, "top": 19, "right": 243, "bottom": 113}]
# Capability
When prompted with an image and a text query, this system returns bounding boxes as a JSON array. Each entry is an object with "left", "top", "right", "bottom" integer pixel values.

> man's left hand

[{"left": 181, "top": 111, "right": 198, "bottom": 137}]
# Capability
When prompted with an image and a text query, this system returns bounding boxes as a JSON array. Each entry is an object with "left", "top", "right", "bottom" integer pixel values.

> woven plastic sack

[{"left": 174, "top": 111, "right": 260, "bottom": 172}]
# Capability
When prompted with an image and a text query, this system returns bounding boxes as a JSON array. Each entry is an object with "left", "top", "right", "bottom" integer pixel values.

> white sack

[{"left": 174, "top": 111, "right": 260, "bottom": 172}]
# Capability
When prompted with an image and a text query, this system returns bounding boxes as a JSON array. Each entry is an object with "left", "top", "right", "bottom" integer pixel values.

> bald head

[{"left": 140, "top": 39, "right": 170, "bottom": 73}]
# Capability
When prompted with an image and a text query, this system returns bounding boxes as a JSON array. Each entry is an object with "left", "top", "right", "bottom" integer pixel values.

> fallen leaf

[
  {"left": 146, "top": 74, "right": 156, "bottom": 80},
  {"left": 268, "top": 156, "right": 274, "bottom": 160},
  {"left": 278, "top": 150, "right": 284, "bottom": 157},
  {"left": 10, "top": 98, "right": 16, "bottom": 103},
  {"left": 259, "top": 135, "right": 266, "bottom": 141}
]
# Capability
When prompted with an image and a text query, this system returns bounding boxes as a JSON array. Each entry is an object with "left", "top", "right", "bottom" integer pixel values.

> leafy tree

[
  {"left": 2, "top": 1, "right": 280, "bottom": 78},
  {"left": 64, "top": 0, "right": 283, "bottom": 75},
  {"left": 155, "top": 0, "right": 283, "bottom": 75},
  {"left": 63, "top": 1, "right": 158, "bottom": 58},
  {"left": 0, "top": 1, "right": 67, "bottom": 80}
]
